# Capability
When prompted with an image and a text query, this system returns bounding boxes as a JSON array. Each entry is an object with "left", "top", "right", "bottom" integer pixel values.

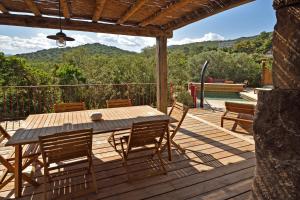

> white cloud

[
  {"left": 168, "top": 32, "right": 225, "bottom": 46},
  {"left": 96, "top": 33, "right": 155, "bottom": 52},
  {"left": 0, "top": 32, "right": 225, "bottom": 55}
]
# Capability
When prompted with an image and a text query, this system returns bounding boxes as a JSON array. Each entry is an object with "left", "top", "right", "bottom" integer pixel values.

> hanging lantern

[{"left": 47, "top": 1, "right": 74, "bottom": 47}]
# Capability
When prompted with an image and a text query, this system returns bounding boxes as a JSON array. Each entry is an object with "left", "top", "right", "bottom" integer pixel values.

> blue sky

[{"left": 0, "top": 0, "right": 276, "bottom": 54}]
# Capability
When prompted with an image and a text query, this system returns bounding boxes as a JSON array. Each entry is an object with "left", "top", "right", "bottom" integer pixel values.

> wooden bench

[{"left": 221, "top": 101, "right": 255, "bottom": 131}]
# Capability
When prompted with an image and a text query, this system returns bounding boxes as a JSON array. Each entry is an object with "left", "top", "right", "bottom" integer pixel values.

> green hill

[
  {"left": 17, "top": 32, "right": 272, "bottom": 64},
  {"left": 169, "top": 32, "right": 271, "bottom": 55},
  {"left": 17, "top": 43, "right": 136, "bottom": 63}
]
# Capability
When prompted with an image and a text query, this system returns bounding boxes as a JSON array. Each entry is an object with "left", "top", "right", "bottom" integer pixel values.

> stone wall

[
  {"left": 252, "top": 1, "right": 300, "bottom": 199},
  {"left": 252, "top": 90, "right": 300, "bottom": 199}
]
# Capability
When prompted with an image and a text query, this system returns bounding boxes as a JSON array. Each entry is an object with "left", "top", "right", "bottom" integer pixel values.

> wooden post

[{"left": 156, "top": 36, "right": 168, "bottom": 114}]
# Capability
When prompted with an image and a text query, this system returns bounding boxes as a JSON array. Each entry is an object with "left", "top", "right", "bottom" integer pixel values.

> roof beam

[
  {"left": 60, "top": 0, "right": 71, "bottom": 19},
  {"left": 139, "top": 0, "right": 190, "bottom": 27},
  {"left": 117, "top": 0, "right": 148, "bottom": 25},
  {"left": 92, "top": 0, "right": 107, "bottom": 22},
  {"left": 164, "top": 0, "right": 255, "bottom": 31},
  {"left": 0, "top": 14, "right": 172, "bottom": 38},
  {"left": 0, "top": 3, "right": 8, "bottom": 14},
  {"left": 24, "top": 0, "right": 41, "bottom": 16}
]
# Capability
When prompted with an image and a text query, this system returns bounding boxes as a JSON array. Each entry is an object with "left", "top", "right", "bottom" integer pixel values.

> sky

[{"left": 0, "top": 0, "right": 276, "bottom": 55}]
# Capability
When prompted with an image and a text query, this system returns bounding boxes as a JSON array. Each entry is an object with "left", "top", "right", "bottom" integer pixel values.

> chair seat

[{"left": 122, "top": 136, "right": 158, "bottom": 146}]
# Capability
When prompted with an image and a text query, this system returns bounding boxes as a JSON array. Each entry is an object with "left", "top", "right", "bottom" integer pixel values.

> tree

[{"left": 54, "top": 64, "right": 86, "bottom": 85}]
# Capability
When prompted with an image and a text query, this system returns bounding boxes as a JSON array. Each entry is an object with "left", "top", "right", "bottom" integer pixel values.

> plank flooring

[
  {"left": 189, "top": 108, "right": 254, "bottom": 142},
  {"left": 0, "top": 109, "right": 255, "bottom": 199}
]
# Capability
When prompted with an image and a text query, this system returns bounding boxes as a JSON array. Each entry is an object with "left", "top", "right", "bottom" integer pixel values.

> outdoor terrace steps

[{"left": 0, "top": 109, "right": 255, "bottom": 199}]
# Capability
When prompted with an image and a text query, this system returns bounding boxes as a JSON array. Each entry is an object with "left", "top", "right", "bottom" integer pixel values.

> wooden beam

[
  {"left": 139, "top": 0, "right": 190, "bottom": 27},
  {"left": 92, "top": 0, "right": 107, "bottom": 22},
  {"left": 24, "top": 0, "right": 41, "bottom": 16},
  {"left": 164, "top": 0, "right": 255, "bottom": 31},
  {"left": 0, "top": 3, "right": 8, "bottom": 14},
  {"left": 156, "top": 36, "right": 168, "bottom": 114},
  {"left": 117, "top": 0, "right": 148, "bottom": 25},
  {"left": 0, "top": 14, "right": 172, "bottom": 38},
  {"left": 60, "top": 0, "right": 71, "bottom": 19}
]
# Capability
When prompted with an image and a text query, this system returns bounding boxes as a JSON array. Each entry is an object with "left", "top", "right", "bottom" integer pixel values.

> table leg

[
  {"left": 15, "top": 145, "right": 22, "bottom": 198},
  {"left": 167, "top": 128, "right": 172, "bottom": 161}
]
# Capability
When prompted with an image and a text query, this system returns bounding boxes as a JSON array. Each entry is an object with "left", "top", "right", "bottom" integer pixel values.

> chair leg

[
  {"left": 43, "top": 176, "right": 48, "bottom": 200},
  {"left": 232, "top": 121, "right": 238, "bottom": 131},
  {"left": 108, "top": 132, "right": 118, "bottom": 151},
  {"left": 171, "top": 140, "right": 185, "bottom": 153},
  {"left": 0, "top": 174, "right": 14, "bottom": 190},
  {"left": 0, "top": 169, "right": 8, "bottom": 183},
  {"left": 89, "top": 162, "right": 98, "bottom": 193},
  {"left": 156, "top": 147, "right": 167, "bottom": 174}
]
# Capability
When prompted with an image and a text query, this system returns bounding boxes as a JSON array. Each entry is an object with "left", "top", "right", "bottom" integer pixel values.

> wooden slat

[
  {"left": 6, "top": 106, "right": 171, "bottom": 145},
  {"left": 54, "top": 102, "right": 86, "bottom": 113},
  {"left": 0, "top": 3, "right": 8, "bottom": 14},
  {"left": 139, "top": 0, "right": 191, "bottom": 27},
  {"left": 117, "top": 0, "right": 148, "bottom": 25},
  {"left": 0, "top": 111, "right": 255, "bottom": 199},
  {"left": 0, "top": 13, "right": 172, "bottom": 38},
  {"left": 24, "top": 0, "right": 41, "bottom": 16},
  {"left": 92, "top": 0, "right": 107, "bottom": 22},
  {"left": 60, "top": 0, "right": 71, "bottom": 19},
  {"left": 106, "top": 99, "right": 132, "bottom": 108},
  {"left": 164, "top": 0, "right": 255, "bottom": 31}
]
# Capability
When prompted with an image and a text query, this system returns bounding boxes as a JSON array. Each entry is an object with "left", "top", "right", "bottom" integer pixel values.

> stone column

[{"left": 252, "top": 1, "right": 300, "bottom": 200}]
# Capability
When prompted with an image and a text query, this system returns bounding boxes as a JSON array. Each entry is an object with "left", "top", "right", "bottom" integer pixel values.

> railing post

[{"left": 190, "top": 83, "right": 197, "bottom": 108}]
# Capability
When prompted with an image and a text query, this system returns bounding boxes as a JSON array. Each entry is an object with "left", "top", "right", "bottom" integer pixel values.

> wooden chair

[
  {"left": 162, "top": 102, "right": 189, "bottom": 153},
  {"left": 120, "top": 119, "right": 169, "bottom": 180},
  {"left": 106, "top": 99, "right": 132, "bottom": 151},
  {"left": 54, "top": 102, "right": 86, "bottom": 113},
  {"left": 39, "top": 129, "right": 97, "bottom": 200},
  {"left": 0, "top": 125, "right": 42, "bottom": 190},
  {"left": 221, "top": 101, "right": 255, "bottom": 131},
  {"left": 106, "top": 99, "right": 132, "bottom": 108}
]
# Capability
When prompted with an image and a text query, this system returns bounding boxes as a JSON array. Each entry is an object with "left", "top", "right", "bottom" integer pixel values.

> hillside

[
  {"left": 17, "top": 32, "right": 272, "bottom": 62},
  {"left": 17, "top": 43, "right": 136, "bottom": 63},
  {"left": 169, "top": 33, "right": 270, "bottom": 54}
]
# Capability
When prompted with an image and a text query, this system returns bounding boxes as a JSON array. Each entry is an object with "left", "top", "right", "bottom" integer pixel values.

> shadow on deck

[{"left": 0, "top": 109, "right": 255, "bottom": 200}]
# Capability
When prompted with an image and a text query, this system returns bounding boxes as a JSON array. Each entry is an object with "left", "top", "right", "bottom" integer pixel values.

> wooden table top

[{"left": 6, "top": 105, "right": 171, "bottom": 146}]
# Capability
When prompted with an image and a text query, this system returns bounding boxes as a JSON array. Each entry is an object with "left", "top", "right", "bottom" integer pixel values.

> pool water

[{"left": 203, "top": 92, "right": 247, "bottom": 102}]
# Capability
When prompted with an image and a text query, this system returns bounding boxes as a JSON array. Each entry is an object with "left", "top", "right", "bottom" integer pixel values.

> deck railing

[
  {"left": 0, "top": 83, "right": 192, "bottom": 121},
  {"left": 0, "top": 83, "right": 164, "bottom": 121}
]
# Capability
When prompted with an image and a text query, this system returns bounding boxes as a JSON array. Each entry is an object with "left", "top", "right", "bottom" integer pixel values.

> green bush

[{"left": 174, "top": 90, "right": 194, "bottom": 107}]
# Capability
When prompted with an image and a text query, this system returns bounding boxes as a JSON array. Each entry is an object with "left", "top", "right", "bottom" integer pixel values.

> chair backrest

[
  {"left": 127, "top": 119, "right": 169, "bottom": 149},
  {"left": 0, "top": 125, "right": 11, "bottom": 144},
  {"left": 54, "top": 102, "right": 86, "bottom": 113},
  {"left": 168, "top": 102, "right": 189, "bottom": 132},
  {"left": 225, "top": 101, "right": 255, "bottom": 115},
  {"left": 39, "top": 129, "right": 93, "bottom": 167},
  {"left": 106, "top": 99, "right": 132, "bottom": 108}
]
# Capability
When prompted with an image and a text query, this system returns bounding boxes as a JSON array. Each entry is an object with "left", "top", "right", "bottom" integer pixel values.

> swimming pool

[{"left": 203, "top": 92, "right": 247, "bottom": 102}]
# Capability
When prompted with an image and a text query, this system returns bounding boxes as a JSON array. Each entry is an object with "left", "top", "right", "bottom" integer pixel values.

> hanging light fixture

[{"left": 47, "top": 0, "right": 74, "bottom": 47}]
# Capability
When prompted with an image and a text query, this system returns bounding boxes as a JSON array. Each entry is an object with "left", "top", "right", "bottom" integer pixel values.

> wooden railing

[{"left": 0, "top": 83, "right": 161, "bottom": 121}]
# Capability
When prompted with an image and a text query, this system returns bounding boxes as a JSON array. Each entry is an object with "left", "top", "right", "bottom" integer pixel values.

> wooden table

[{"left": 6, "top": 105, "right": 172, "bottom": 197}]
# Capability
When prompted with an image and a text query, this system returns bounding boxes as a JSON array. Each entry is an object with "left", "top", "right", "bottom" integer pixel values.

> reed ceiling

[{"left": 0, "top": 0, "right": 254, "bottom": 37}]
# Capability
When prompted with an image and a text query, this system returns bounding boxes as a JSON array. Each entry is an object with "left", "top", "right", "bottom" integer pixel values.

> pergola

[
  {"left": 0, "top": 0, "right": 253, "bottom": 114},
  {"left": 3, "top": 1, "right": 300, "bottom": 200}
]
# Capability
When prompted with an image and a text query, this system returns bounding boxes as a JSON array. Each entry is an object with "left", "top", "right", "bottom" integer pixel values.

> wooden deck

[{"left": 0, "top": 109, "right": 255, "bottom": 200}]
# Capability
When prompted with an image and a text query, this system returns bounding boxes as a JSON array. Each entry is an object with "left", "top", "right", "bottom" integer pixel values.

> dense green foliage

[
  {"left": 1, "top": 31, "right": 273, "bottom": 88},
  {"left": 0, "top": 32, "right": 273, "bottom": 118}
]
